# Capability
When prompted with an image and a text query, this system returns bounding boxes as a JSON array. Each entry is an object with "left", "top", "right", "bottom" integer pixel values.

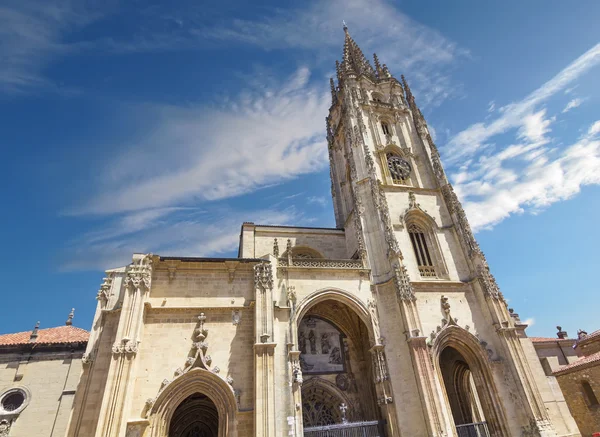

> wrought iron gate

[
  {"left": 455, "top": 422, "right": 490, "bottom": 437},
  {"left": 304, "top": 420, "right": 385, "bottom": 437}
]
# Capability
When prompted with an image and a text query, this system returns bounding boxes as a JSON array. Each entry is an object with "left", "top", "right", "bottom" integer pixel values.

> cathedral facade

[{"left": 66, "top": 29, "right": 580, "bottom": 437}]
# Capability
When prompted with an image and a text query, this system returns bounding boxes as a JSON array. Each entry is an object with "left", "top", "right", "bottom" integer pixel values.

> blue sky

[{"left": 1, "top": 0, "right": 599, "bottom": 338}]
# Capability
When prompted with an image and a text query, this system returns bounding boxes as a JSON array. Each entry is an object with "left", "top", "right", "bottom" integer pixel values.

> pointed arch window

[
  {"left": 381, "top": 122, "right": 391, "bottom": 136},
  {"left": 582, "top": 381, "right": 599, "bottom": 407},
  {"left": 408, "top": 223, "right": 438, "bottom": 278}
]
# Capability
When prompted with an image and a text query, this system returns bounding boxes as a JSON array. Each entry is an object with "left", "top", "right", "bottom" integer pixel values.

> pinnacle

[{"left": 340, "top": 27, "right": 375, "bottom": 79}]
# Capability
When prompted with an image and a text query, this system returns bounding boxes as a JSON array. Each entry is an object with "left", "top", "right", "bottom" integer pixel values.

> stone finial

[
  {"left": 373, "top": 53, "right": 382, "bottom": 76},
  {"left": 329, "top": 77, "right": 337, "bottom": 104},
  {"left": 66, "top": 308, "right": 75, "bottom": 326},
  {"left": 29, "top": 321, "right": 40, "bottom": 342},
  {"left": 577, "top": 329, "right": 588, "bottom": 340},
  {"left": 273, "top": 238, "right": 279, "bottom": 258},
  {"left": 556, "top": 325, "right": 568, "bottom": 339}
]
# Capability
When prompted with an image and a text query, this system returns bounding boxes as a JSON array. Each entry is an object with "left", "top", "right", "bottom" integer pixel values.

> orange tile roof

[
  {"left": 554, "top": 351, "right": 600, "bottom": 376},
  {"left": 0, "top": 326, "right": 89, "bottom": 347}
]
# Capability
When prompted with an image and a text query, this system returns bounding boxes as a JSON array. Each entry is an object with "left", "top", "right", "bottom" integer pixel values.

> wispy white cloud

[
  {"left": 446, "top": 43, "right": 600, "bottom": 163},
  {"left": 71, "top": 67, "right": 329, "bottom": 216},
  {"left": 458, "top": 118, "right": 600, "bottom": 231},
  {"left": 198, "top": 0, "right": 467, "bottom": 107},
  {"left": 487, "top": 101, "right": 496, "bottom": 113},
  {"left": 562, "top": 97, "right": 584, "bottom": 113},
  {"left": 63, "top": 206, "right": 302, "bottom": 271},
  {"left": 0, "top": 0, "right": 103, "bottom": 93},
  {"left": 307, "top": 196, "right": 327, "bottom": 207}
]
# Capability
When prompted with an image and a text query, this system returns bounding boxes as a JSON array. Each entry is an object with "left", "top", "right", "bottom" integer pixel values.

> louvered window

[{"left": 408, "top": 224, "right": 437, "bottom": 278}]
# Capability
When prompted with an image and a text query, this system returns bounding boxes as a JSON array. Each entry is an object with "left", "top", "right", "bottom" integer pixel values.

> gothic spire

[{"left": 340, "top": 25, "right": 375, "bottom": 79}]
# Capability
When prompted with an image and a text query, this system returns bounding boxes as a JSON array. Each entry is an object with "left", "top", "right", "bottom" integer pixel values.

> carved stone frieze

[{"left": 112, "top": 340, "right": 139, "bottom": 355}]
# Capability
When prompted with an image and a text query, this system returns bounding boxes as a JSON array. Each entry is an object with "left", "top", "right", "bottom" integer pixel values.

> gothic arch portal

[
  {"left": 292, "top": 288, "right": 385, "bottom": 433},
  {"left": 293, "top": 288, "right": 374, "bottom": 344},
  {"left": 432, "top": 325, "right": 509, "bottom": 437},
  {"left": 147, "top": 368, "right": 237, "bottom": 437}
]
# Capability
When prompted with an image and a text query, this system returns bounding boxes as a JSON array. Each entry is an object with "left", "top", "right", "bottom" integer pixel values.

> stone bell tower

[{"left": 326, "top": 25, "right": 567, "bottom": 436}]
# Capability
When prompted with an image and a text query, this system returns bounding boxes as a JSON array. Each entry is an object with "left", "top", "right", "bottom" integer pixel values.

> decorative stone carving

[
  {"left": 81, "top": 353, "right": 94, "bottom": 365},
  {"left": 232, "top": 310, "right": 241, "bottom": 326},
  {"left": 440, "top": 296, "right": 457, "bottom": 326},
  {"left": 286, "top": 286, "right": 296, "bottom": 308},
  {"left": 286, "top": 239, "right": 293, "bottom": 266},
  {"left": 112, "top": 339, "right": 138, "bottom": 355},
  {"left": 393, "top": 264, "right": 416, "bottom": 302},
  {"left": 254, "top": 262, "right": 273, "bottom": 291},
  {"left": 273, "top": 238, "right": 279, "bottom": 258},
  {"left": 278, "top": 258, "right": 363, "bottom": 269},
  {"left": 477, "top": 263, "right": 504, "bottom": 301},
  {"left": 96, "top": 277, "right": 112, "bottom": 303},
  {"left": 126, "top": 254, "right": 152, "bottom": 290},
  {"left": 377, "top": 396, "right": 393, "bottom": 405},
  {"left": 0, "top": 419, "right": 11, "bottom": 437},
  {"left": 371, "top": 346, "right": 389, "bottom": 383},
  {"left": 441, "top": 184, "right": 480, "bottom": 258},
  {"left": 367, "top": 298, "right": 382, "bottom": 344}
]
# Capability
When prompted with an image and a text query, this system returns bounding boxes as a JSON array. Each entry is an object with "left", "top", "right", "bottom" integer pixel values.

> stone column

[
  {"left": 253, "top": 261, "right": 277, "bottom": 437},
  {"left": 394, "top": 264, "right": 452, "bottom": 437},
  {"left": 94, "top": 254, "right": 152, "bottom": 437}
]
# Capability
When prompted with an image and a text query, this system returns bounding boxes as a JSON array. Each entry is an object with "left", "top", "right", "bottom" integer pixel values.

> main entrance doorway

[
  {"left": 297, "top": 298, "right": 384, "bottom": 436},
  {"left": 168, "top": 393, "right": 218, "bottom": 437}
]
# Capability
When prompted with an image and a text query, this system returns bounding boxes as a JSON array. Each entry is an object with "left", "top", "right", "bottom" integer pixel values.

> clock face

[{"left": 388, "top": 155, "right": 411, "bottom": 179}]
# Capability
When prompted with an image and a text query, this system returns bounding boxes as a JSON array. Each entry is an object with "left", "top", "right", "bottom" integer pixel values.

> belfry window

[
  {"left": 582, "top": 381, "right": 599, "bottom": 406},
  {"left": 408, "top": 223, "right": 437, "bottom": 278},
  {"left": 386, "top": 153, "right": 411, "bottom": 185},
  {"left": 381, "top": 122, "right": 391, "bottom": 136}
]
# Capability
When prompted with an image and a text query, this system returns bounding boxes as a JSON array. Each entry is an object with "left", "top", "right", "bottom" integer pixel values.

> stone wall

[
  {"left": 0, "top": 349, "right": 83, "bottom": 437},
  {"left": 556, "top": 366, "right": 600, "bottom": 437}
]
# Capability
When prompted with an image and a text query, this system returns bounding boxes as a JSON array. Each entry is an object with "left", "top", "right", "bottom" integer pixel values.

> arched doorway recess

[
  {"left": 433, "top": 327, "right": 509, "bottom": 437},
  {"left": 169, "top": 393, "right": 218, "bottom": 437},
  {"left": 147, "top": 368, "right": 237, "bottom": 437},
  {"left": 295, "top": 295, "right": 384, "bottom": 435}
]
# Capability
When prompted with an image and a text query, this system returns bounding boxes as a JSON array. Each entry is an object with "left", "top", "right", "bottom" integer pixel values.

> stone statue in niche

[
  {"left": 329, "top": 346, "right": 342, "bottom": 365},
  {"left": 309, "top": 330, "right": 317, "bottom": 354},
  {"left": 299, "top": 331, "right": 307, "bottom": 354},
  {"left": 299, "top": 316, "right": 346, "bottom": 374},
  {"left": 321, "top": 333, "right": 330, "bottom": 354}
]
